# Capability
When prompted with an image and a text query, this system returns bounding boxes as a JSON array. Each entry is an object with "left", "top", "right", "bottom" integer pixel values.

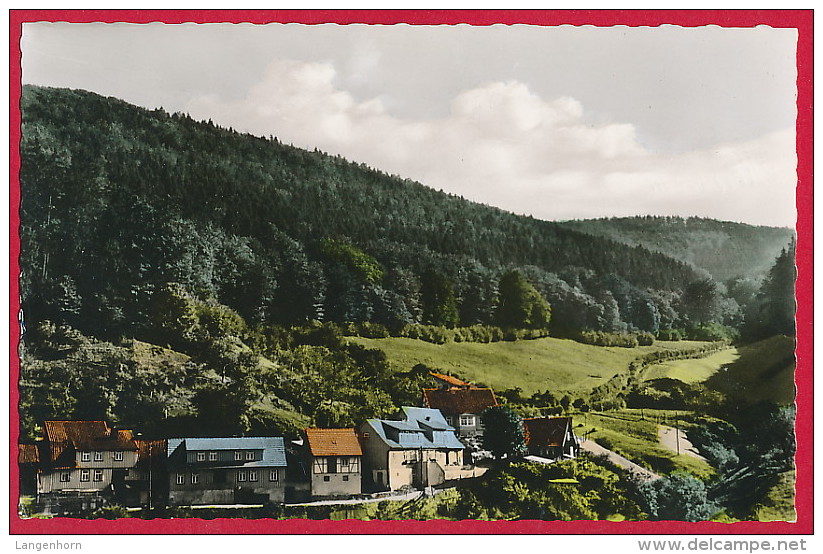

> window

[
  {"left": 113, "top": 451, "right": 124, "bottom": 462},
  {"left": 235, "top": 451, "right": 243, "bottom": 461},
  {"left": 459, "top": 415, "right": 475, "bottom": 427},
  {"left": 269, "top": 470, "right": 279, "bottom": 482},
  {"left": 196, "top": 452, "right": 206, "bottom": 462},
  {"left": 237, "top": 471, "right": 247, "bottom": 482},
  {"left": 80, "top": 469, "right": 90, "bottom": 482},
  {"left": 245, "top": 451, "right": 255, "bottom": 461},
  {"left": 323, "top": 476, "right": 330, "bottom": 482},
  {"left": 340, "top": 457, "right": 350, "bottom": 471},
  {"left": 313, "top": 458, "right": 327, "bottom": 474},
  {"left": 209, "top": 451, "right": 218, "bottom": 461},
  {"left": 60, "top": 472, "right": 71, "bottom": 482},
  {"left": 94, "top": 451, "right": 104, "bottom": 462},
  {"left": 191, "top": 473, "right": 200, "bottom": 484},
  {"left": 93, "top": 469, "right": 104, "bottom": 482},
  {"left": 403, "top": 450, "right": 420, "bottom": 464},
  {"left": 81, "top": 452, "right": 91, "bottom": 462},
  {"left": 445, "top": 416, "right": 454, "bottom": 426},
  {"left": 176, "top": 473, "right": 185, "bottom": 485},
  {"left": 343, "top": 475, "right": 349, "bottom": 482},
  {"left": 478, "top": 416, "right": 484, "bottom": 425},
  {"left": 249, "top": 470, "right": 258, "bottom": 482},
  {"left": 362, "top": 432, "right": 369, "bottom": 440}
]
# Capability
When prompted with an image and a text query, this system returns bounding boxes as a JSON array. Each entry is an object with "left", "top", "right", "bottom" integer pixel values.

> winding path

[{"left": 579, "top": 438, "right": 660, "bottom": 481}]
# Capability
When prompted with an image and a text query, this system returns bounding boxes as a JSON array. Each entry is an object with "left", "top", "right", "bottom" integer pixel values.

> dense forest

[{"left": 19, "top": 86, "right": 793, "bottom": 342}]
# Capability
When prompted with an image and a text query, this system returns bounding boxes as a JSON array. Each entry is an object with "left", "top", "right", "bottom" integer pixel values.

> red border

[{"left": 8, "top": 9, "right": 813, "bottom": 535}]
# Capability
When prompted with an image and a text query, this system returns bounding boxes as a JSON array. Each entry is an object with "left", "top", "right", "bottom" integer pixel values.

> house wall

[
  {"left": 168, "top": 466, "right": 285, "bottom": 505},
  {"left": 446, "top": 413, "right": 484, "bottom": 438},
  {"left": 74, "top": 450, "right": 138, "bottom": 469},
  {"left": 38, "top": 468, "right": 115, "bottom": 494},
  {"left": 359, "top": 424, "right": 391, "bottom": 490},
  {"left": 310, "top": 456, "right": 362, "bottom": 497},
  {"left": 386, "top": 450, "right": 416, "bottom": 490}
]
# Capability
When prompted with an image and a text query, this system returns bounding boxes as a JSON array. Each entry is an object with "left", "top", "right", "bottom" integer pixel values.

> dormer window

[
  {"left": 209, "top": 452, "right": 218, "bottom": 461},
  {"left": 196, "top": 452, "right": 206, "bottom": 462},
  {"left": 245, "top": 451, "right": 255, "bottom": 461},
  {"left": 235, "top": 451, "right": 243, "bottom": 461}
]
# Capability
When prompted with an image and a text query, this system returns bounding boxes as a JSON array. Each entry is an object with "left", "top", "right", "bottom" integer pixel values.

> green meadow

[{"left": 349, "top": 336, "right": 715, "bottom": 396}]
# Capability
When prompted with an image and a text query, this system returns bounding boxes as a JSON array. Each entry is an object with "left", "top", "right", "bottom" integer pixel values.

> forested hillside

[
  {"left": 560, "top": 216, "right": 794, "bottom": 283},
  {"left": 20, "top": 85, "right": 735, "bottom": 341}
]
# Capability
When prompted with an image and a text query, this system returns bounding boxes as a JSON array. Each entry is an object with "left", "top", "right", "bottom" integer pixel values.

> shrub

[
  {"left": 638, "top": 472, "right": 719, "bottom": 522},
  {"left": 656, "top": 328, "right": 684, "bottom": 341}
]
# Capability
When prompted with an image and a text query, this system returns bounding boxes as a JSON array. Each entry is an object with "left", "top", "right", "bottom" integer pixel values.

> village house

[
  {"left": 422, "top": 378, "right": 498, "bottom": 440},
  {"left": 302, "top": 428, "right": 363, "bottom": 498},
  {"left": 522, "top": 416, "right": 580, "bottom": 461},
  {"left": 166, "top": 436, "right": 288, "bottom": 506},
  {"left": 359, "top": 407, "right": 469, "bottom": 492},
  {"left": 423, "top": 372, "right": 499, "bottom": 461},
  {"left": 20, "top": 420, "right": 140, "bottom": 512}
]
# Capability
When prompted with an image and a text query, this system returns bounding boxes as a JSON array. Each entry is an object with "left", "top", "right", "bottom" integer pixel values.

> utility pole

[{"left": 676, "top": 413, "right": 680, "bottom": 456}]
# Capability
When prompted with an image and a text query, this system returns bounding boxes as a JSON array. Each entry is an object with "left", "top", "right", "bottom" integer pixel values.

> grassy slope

[
  {"left": 640, "top": 348, "right": 740, "bottom": 383},
  {"left": 705, "top": 336, "right": 796, "bottom": 405},
  {"left": 634, "top": 335, "right": 795, "bottom": 405},
  {"left": 349, "top": 336, "right": 714, "bottom": 396}
]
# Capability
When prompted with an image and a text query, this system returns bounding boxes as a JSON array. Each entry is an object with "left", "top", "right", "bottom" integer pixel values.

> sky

[{"left": 20, "top": 22, "right": 799, "bottom": 227}]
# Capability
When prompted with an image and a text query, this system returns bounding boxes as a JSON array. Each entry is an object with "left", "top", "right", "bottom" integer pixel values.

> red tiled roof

[
  {"left": 43, "top": 421, "right": 138, "bottom": 451},
  {"left": 18, "top": 443, "right": 39, "bottom": 464},
  {"left": 429, "top": 372, "right": 473, "bottom": 387},
  {"left": 523, "top": 417, "right": 571, "bottom": 448},
  {"left": 304, "top": 428, "right": 363, "bottom": 457},
  {"left": 422, "top": 387, "right": 499, "bottom": 416}
]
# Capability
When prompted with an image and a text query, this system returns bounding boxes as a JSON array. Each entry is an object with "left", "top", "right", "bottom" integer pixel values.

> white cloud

[{"left": 186, "top": 58, "right": 796, "bottom": 228}]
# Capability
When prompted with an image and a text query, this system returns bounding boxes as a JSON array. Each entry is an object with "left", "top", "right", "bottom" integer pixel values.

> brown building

[
  {"left": 303, "top": 428, "right": 363, "bottom": 498},
  {"left": 522, "top": 417, "right": 579, "bottom": 460},
  {"left": 20, "top": 420, "right": 140, "bottom": 512},
  {"left": 124, "top": 438, "right": 168, "bottom": 507},
  {"left": 422, "top": 386, "right": 499, "bottom": 440}
]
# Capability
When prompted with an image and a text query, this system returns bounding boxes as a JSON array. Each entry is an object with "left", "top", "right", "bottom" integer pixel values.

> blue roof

[
  {"left": 402, "top": 407, "right": 454, "bottom": 430},
  {"left": 364, "top": 407, "right": 464, "bottom": 450},
  {"left": 167, "top": 436, "right": 287, "bottom": 467}
]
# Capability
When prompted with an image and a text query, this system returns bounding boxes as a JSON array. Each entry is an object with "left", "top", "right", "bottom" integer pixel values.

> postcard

[{"left": 7, "top": 9, "right": 813, "bottom": 543}]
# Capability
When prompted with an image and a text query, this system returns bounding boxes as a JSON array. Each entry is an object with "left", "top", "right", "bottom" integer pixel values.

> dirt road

[
  {"left": 579, "top": 438, "right": 660, "bottom": 481},
  {"left": 658, "top": 425, "right": 707, "bottom": 462}
]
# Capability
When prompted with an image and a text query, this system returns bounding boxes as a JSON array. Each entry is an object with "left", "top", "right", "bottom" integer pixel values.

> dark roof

[
  {"left": 304, "top": 428, "right": 363, "bottom": 457},
  {"left": 429, "top": 372, "right": 472, "bottom": 388},
  {"left": 18, "top": 443, "right": 39, "bottom": 464},
  {"left": 423, "top": 387, "right": 499, "bottom": 416},
  {"left": 523, "top": 417, "right": 572, "bottom": 448}
]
